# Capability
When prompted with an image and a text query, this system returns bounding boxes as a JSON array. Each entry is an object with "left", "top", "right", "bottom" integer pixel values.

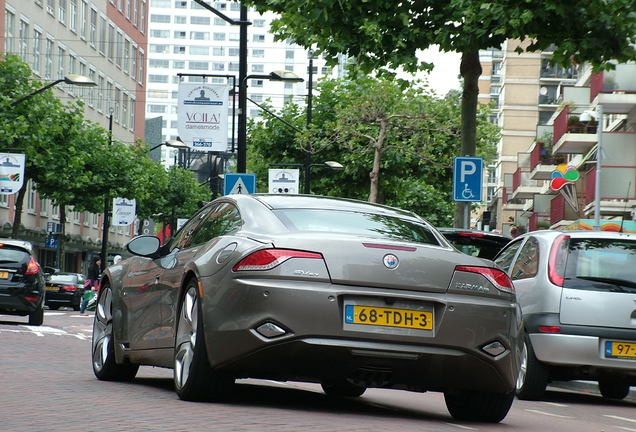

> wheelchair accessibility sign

[{"left": 453, "top": 157, "right": 483, "bottom": 202}]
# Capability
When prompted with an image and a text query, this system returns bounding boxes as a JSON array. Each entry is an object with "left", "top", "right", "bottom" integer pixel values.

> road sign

[
  {"left": 453, "top": 156, "right": 483, "bottom": 202},
  {"left": 268, "top": 169, "right": 299, "bottom": 194},
  {"left": 224, "top": 173, "right": 256, "bottom": 195},
  {"left": 45, "top": 235, "right": 58, "bottom": 249}
]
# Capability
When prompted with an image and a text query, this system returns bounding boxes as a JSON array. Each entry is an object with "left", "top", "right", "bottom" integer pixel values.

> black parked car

[
  {"left": 438, "top": 228, "right": 512, "bottom": 260},
  {"left": 45, "top": 272, "right": 87, "bottom": 311},
  {"left": 0, "top": 239, "right": 46, "bottom": 325}
]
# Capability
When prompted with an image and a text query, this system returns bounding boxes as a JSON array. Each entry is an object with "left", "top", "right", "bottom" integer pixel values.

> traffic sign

[
  {"left": 453, "top": 157, "right": 483, "bottom": 202},
  {"left": 268, "top": 169, "right": 299, "bottom": 194},
  {"left": 224, "top": 173, "right": 256, "bottom": 195},
  {"left": 45, "top": 235, "right": 58, "bottom": 249}
]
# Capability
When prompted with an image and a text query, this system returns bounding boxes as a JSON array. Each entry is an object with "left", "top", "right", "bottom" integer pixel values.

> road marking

[
  {"left": 0, "top": 325, "right": 89, "bottom": 340},
  {"left": 445, "top": 422, "right": 478, "bottom": 430},
  {"left": 44, "top": 312, "right": 66, "bottom": 316},
  {"left": 617, "top": 427, "right": 636, "bottom": 432},
  {"left": 525, "top": 409, "right": 574, "bottom": 419},
  {"left": 543, "top": 402, "right": 568, "bottom": 408},
  {"left": 604, "top": 415, "right": 636, "bottom": 424}
]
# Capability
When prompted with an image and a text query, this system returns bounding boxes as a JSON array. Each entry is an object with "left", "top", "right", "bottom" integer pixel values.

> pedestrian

[{"left": 80, "top": 257, "right": 101, "bottom": 314}]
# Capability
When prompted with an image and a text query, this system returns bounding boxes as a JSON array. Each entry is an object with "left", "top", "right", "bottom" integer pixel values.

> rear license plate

[
  {"left": 46, "top": 285, "right": 59, "bottom": 292},
  {"left": 0, "top": 271, "right": 8, "bottom": 279},
  {"left": 345, "top": 305, "right": 433, "bottom": 330},
  {"left": 605, "top": 341, "right": 636, "bottom": 359}
]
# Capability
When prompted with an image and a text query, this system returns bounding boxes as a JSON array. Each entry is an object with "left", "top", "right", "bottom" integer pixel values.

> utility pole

[
  {"left": 237, "top": 4, "right": 248, "bottom": 173},
  {"left": 100, "top": 112, "right": 113, "bottom": 272},
  {"left": 303, "top": 52, "right": 314, "bottom": 194}
]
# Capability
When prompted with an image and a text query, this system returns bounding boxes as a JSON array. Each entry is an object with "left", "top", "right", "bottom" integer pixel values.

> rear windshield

[
  {"left": 0, "top": 246, "right": 29, "bottom": 265},
  {"left": 564, "top": 238, "right": 636, "bottom": 292},
  {"left": 49, "top": 274, "right": 81, "bottom": 284},
  {"left": 273, "top": 209, "right": 440, "bottom": 246}
]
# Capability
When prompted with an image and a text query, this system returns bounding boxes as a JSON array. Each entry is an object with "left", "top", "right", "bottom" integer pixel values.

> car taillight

[
  {"left": 539, "top": 326, "right": 561, "bottom": 333},
  {"left": 455, "top": 265, "right": 515, "bottom": 294},
  {"left": 61, "top": 285, "right": 77, "bottom": 292},
  {"left": 548, "top": 234, "right": 570, "bottom": 287},
  {"left": 457, "top": 232, "right": 485, "bottom": 238},
  {"left": 24, "top": 257, "right": 40, "bottom": 275},
  {"left": 232, "top": 249, "right": 323, "bottom": 272}
]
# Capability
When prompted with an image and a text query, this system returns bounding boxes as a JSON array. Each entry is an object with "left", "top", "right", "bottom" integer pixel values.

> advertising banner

[
  {"left": 112, "top": 198, "right": 136, "bottom": 226},
  {"left": 177, "top": 83, "right": 229, "bottom": 152},
  {"left": 0, "top": 153, "right": 25, "bottom": 195}
]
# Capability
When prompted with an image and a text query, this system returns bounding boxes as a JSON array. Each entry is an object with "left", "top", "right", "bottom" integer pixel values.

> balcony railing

[
  {"left": 540, "top": 61, "right": 578, "bottom": 80},
  {"left": 553, "top": 105, "right": 598, "bottom": 147},
  {"left": 550, "top": 194, "right": 566, "bottom": 225},
  {"left": 590, "top": 64, "right": 636, "bottom": 101},
  {"left": 529, "top": 212, "right": 550, "bottom": 232}
]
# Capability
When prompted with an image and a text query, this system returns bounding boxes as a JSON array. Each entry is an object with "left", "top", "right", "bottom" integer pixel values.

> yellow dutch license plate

[
  {"left": 46, "top": 285, "right": 59, "bottom": 292},
  {"left": 0, "top": 271, "right": 8, "bottom": 279},
  {"left": 605, "top": 341, "right": 636, "bottom": 359},
  {"left": 345, "top": 305, "right": 433, "bottom": 330}
]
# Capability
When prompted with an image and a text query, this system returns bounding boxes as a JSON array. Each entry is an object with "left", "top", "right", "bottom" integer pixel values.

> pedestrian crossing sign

[{"left": 224, "top": 173, "right": 256, "bottom": 195}]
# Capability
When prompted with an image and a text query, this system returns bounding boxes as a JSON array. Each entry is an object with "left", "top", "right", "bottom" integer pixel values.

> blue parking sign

[{"left": 453, "top": 157, "right": 483, "bottom": 202}]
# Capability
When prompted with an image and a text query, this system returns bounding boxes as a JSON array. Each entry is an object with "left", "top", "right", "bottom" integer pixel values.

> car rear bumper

[
  {"left": 0, "top": 285, "right": 43, "bottom": 315},
  {"left": 45, "top": 291, "right": 81, "bottom": 306},
  {"left": 200, "top": 275, "right": 521, "bottom": 394},
  {"left": 530, "top": 333, "right": 636, "bottom": 374}
]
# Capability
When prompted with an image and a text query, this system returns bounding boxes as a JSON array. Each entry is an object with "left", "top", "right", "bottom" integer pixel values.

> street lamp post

[
  {"left": 305, "top": 52, "right": 314, "bottom": 194},
  {"left": 10, "top": 74, "right": 96, "bottom": 106},
  {"left": 581, "top": 106, "right": 604, "bottom": 231},
  {"left": 271, "top": 161, "right": 343, "bottom": 193}
]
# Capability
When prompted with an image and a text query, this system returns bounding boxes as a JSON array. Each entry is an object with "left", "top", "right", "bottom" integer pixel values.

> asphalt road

[{"left": 0, "top": 309, "right": 634, "bottom": 432}]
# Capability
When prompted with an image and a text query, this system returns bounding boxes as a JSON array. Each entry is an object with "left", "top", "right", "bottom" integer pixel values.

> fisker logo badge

[{"left": 383, "top": 254, "right": 399, "bottom": 269}]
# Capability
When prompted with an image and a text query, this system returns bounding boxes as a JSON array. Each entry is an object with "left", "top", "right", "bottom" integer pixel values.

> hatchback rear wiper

[{"left": 576, "top": 276, "right": 636, "bottom": 289}]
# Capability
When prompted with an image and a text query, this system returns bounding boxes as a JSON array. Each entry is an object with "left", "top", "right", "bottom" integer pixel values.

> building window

[
  {"left": 213, "top": 32, "right": 225, "bottom": 41},
  {"left": 59, "top": 0, "right": 67, "bottom": 24},
  {"left": 174, "top": 15, "right": 186, "bottom": 24},
  {"left": 250, "top": 79, "right": 263, "bottom": 88},
  {"left": 80, "top": 0, "right": 87, "bottom": 39},
  {"left": 189, "top": 61, "right": 208, "bottom": 70},
  {"left": 151, "top": 0, "right": 170, "bottom": 7},
  {"left": 173, "top": 30, "right": 186, "bottom": 39},
  {"left": 89, "top": 8, "right": 97, "bottom": 47},
  {"left": 129, "top": 97, "right": 135, "bottom": 130},
  {"left": 251, "top": 64, "right": 264, "bottom": 73},
  {"left": 44, "top": 38, "right": 53, "bottom": 79},
  {"left": 175, "top": 0, "right": 186, "bottom": 8},
  {"left": 133, "top": 0, "right": 139, "bottom": 27},
  {"left": 31, "top": 30, "right": 42, "bottom": 75},
  {"left": 106, "top": 81, "right": 113, "bottom": 114},
  {"left": 190, "top": 31, "right": 209, "bottom": 40},
  {"left": 252, "top": 34, "right": 265, "bottom": 42},
  {"left": 189, "top": 46, "right": 208, "bottom": 55},
  {"left": 99, "top": 16, "right": 106, "bottom": 54},
  {"left": 149, "top": 58, "right": 169, "bottom": 68},
  {"left": 19, "top": 20, "right": 29, "bottom": 61},
  {"left": 148, "top": 104, "right": 166, "bottom": 113},
  {"left": 285, "top": 49, "right": 294, "bottom": 60},
  {"left": 191, "top": 16, "right": 210, "bottom": 25},
  {"left": 78, "top": 62, "right": 87, "bottom": 99},
  {"left": 122, "top": 93, "right": 128, "bottom": 128},
  {"left": 114, "top": 87, "right": 121, "bottom": 123},
  {"left": 69, "top": 0, "right": 77, "bottom": 32},
  {"left": 88, "top": 68, "right": 96, "bottom": 106},
  {"left": 5, "top": 10, "right": 15, "bottom": 53},
  {"left": 97, "top": 75, "right": 105, "bottom": 112},
  {"left": 173, "top": 60, "right": 185, "bottom": 68},
  {"left": 123, "top": 39, "right": 130, "bottom": 74},
  {"left": 138, "top": 51, "right": 144, "bottom": 84},
  {"left": 213, "top": 47, "right": 225, "bottom": 56},
  {"left": 130, "top": 46, "right": 137, "bottom": 78},
  {"left": 40, "top": 198, "right": 48, "bottom": 216},
  {"left": 173, "top": 45, "right": 186, "bottom": 54},
  {"left": 251, "top": 48, "right": 264, "bottom": 58},
  {"left": 151, "top": 29, "right": 169, "bottom": 38},
  {"left": 26, "top": 181, "right": 36, "bottom": 213},
  {"left": 148, "top": 74, "right": 169, "bottom": 83},
  {"left": 140, "top": 0, "right": 146, "bottom": 32},
  {"left": 253, "top": 19, "right": 265, "bottom": 27},
  {"left": 125, "top": 0, "right": 131, "bottom": 18},
  {"left": 213, "top": 17, "right": 225, "bottom": 26},
  {"left": 150, "top": 14, "right": 169, "bottom": 23},
  {"left": 228, "top": 32, "right": 239, "bottom": 41},
  {"left": 149, "top": 44, "right": 169, "bottom": 53},
  {"left": 107, "top": 24, "right": 115, "bottom": 60},
  {"left": 47, "top": 0, "right": 55, "bottom": 16},
  {"left": 228, "top": 62, "right": 239, "bottom": 72},
  {"left": 212, "top": 62, "right": 224, "bottom": 71},
  {"left": 56, "top": 46, "right": 65, "bottom": 79},
  {"left": 116, "top": 32, "right": 123, "bottom": 67}
]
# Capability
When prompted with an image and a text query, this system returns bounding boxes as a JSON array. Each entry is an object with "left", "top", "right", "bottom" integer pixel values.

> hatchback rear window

[
  {"left": 274, "top": 209, "right": 440, "bottom": 246},
  {"left": 49, "top": 274, "right": 80, "bottom": 284},
  {"left": 564, "top": 238, "right": 636, "bottom": 292},
  {"left": 0, "top": 246, "right": 30, "bottom": 264}
]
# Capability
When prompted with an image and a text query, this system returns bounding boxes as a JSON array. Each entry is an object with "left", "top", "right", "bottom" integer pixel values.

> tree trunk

[
  {"left": 10, "top": 182, "right": 28, "bottom": 239},
  {"left": 454, "top": 50, "right": 482, "bottom": 228},
  {"left": 59, "top": 206, "right": 66, "bottom": 271},
  {"left": 368, "top": 120, "right": 387, "bottom": 203}
]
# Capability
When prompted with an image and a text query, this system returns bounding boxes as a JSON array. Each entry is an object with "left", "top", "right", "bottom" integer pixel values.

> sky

[{"left": 415, "top": 46, "right": 462, "bottom": 96}]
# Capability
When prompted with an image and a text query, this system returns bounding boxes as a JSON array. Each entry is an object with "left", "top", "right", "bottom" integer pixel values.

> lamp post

[
  {"left": 271, "top": 161, "right": 343, "bottom": 193},
  {"left": 581, "top": 106, "right": 603, "bottom": 231},
  {"left": 239, "top": 70, "right": 304, "bottom": 173},
  {"left": 10, "top": 74, "right": 96, "bottom": 106},
  {"left": 305, "top": 51, "right": 315, "bottom": 194}
]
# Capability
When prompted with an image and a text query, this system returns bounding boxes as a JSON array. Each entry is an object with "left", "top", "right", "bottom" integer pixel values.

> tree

[
  {"left": 248, "top": 76, "right": 498, "bottom": 225},
  {"left": 246, "top": 0, "right": 636, "bottom": 225}
]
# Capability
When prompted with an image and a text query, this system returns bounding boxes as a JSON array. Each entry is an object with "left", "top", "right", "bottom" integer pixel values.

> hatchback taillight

[
  {"left": 24, "top": 257, "right": 40, "bottom": 275},
  {"left": 232, "top": 249, "right": 323, "bottom": 272},
  {"left": 455, "top": 265, "right": 515, "bottom": 294},
  {"left": 61, "top": 285, "right": 77, "bottom": 292},
  {"left": 548, "top": 234, "right": 570, "bottom": 287}
]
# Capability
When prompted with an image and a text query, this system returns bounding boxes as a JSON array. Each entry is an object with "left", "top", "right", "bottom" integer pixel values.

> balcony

[
  {"left": 552, "top": 106, "right": 598, "bottom": 154},
  {"left": 590, "top": 64, "right": 636, "bottom": 114},
  {"left": 528, "top": 212, "right": 550, "bottom": 232},
  {"left": 529, "top": 141, "right": 563, "bottom": 180},
  {"left": 582, "top": 165, "right": 636, "bottom": 217},
  {"left": 540, "top": 60, "right": 579, "bottom": 80},
  {"left": 511, "top": 167, "right": 543, "bottom": 200}
]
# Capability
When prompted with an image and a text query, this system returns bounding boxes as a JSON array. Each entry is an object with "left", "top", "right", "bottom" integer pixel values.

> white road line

[
  {"left": 445, "top": 422, "right": 478, "bottom": 430},
  {"left": 617, "top": 427, "right": 636, "bottom": 432},
  {"left": 542, "top": 402, "right": 568, "bottom": 408},
  {"left": 44, "top": 312, "right": 66, "bottom": 316},
  {"left": 604, "top": 415, "right": 636, "bottom": 424},
  {"left": 525, "top": 409, "right": 574, "bottom": 419}
]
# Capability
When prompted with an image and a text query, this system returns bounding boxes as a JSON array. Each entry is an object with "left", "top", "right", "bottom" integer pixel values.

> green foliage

[{"left": 248, "top": 75, "right": 498, "bottom": 223}]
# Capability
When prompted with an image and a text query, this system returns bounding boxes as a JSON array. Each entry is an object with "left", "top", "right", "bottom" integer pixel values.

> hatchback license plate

[
  {"left": 345, "top": 305, "right": 433, "bottom": 330},
  {"left": 605, "top": 341, "right": 636, "bottom": 359},
  {"left": 0, "top": 271, "right": 8, "bottom": 279},
  {"left": 46, "top": 286, "right": 59, "bottom": 292}
]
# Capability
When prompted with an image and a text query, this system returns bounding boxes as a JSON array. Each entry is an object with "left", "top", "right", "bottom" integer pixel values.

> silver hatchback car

[
  {"left": 494, "top": 230, "right": 636, "bottom": 400},
  {"left": 92, "top": 194, "right": 521, "bottom": 422}
]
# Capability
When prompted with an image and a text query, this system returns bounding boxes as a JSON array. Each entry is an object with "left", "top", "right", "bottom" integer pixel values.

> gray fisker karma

[{"left": 91, "top": 194, "right": 521, "bottom": 422}]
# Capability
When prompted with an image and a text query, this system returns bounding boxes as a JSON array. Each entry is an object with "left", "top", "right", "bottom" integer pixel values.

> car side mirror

[{"left": 127, "top": 235, "right": 162, "bottom": 257}]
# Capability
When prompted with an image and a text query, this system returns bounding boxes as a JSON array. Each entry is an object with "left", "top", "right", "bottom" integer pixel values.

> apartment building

[
  {"left": 1, "top": 0, "right": 148, "bottom": 270},
  {"left": 145, "top": 0, "right": 340, "bottom": 168},
  {"left": 479, "top": 40, "right": 580, "bottom": 234}
]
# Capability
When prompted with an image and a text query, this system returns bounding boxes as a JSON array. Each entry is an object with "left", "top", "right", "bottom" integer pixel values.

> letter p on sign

[{"left": 460, "top": 160, "right": 477, "bottom": 183}]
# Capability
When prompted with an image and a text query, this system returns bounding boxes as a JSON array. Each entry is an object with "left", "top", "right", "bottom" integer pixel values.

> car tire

[
  {"left": 174, "top": 282, "right": 234, "bottom": 402},
  {"left": 321, "top": 381, "right": 366, "bottom": 398},
  {"left": 598, "top": 378, "right": 630, "bottom": 400},
  {"left": 515, "top": 333, "right": 549, "bottom": 400},
  {"left": 28, "top": 305, "right": 44, "bottom": 326},
  {"left": 444, "top": 389, "right": 514, "bottom": 422},
  {"left": 92, "top": 283, "right": 139, "bottom": 381}
]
